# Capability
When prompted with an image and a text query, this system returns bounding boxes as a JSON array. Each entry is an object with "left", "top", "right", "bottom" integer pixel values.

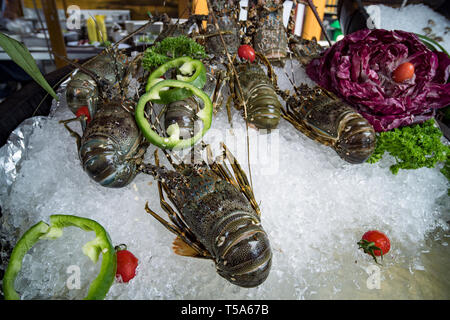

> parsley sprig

[
  {"left": 142, "top": 35, "right": 207, "bottom": 71},
  {"left": 367, "top": 120, "right": 450, "bottom": 179}
]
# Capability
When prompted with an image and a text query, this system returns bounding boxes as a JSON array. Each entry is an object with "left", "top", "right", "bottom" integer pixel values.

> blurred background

[
  {"left": 0, "top": 0, "right": 448, "bottom": 146},
  {"left": 0, "top": 0, "right": 337, "bottom": 103},
  {"left": 0, "top": 0, "right": 188, "bottom": 102},
  {"left": 1, "top": 0, "right": 448, "bottom": 102}
]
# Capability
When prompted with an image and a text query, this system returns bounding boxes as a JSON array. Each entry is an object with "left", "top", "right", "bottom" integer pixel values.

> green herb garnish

[
  {"left": 142, "top": 35, "right": 207, "bottom": 71},
  {"left": 367, "top": 119, "right": 450, "bottom": 178}
]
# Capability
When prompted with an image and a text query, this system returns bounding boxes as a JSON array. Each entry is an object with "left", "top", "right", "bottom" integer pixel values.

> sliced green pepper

[
  {"left": 145, "top": 56, "right": 207, "bottom": 104},
  {"left": 136, "top": 79, "right": 213, "bottom": 150},
  {"left": 3, "top": 214, "right": 116, "bottom": 300}
]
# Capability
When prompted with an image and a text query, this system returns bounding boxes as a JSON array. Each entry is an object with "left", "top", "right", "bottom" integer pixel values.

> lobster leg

[
  {"left": 59, "top": 117, "right": 82, "bottom": 150},
  {"left": 223, "top": 63, "right": 239, "bottom": 127},
  {"left": 211, "top": 69, "right": 228, "bottom": 115},
  {"left": 207, "top": 144, "right": 260, "bottom": 216},
  {"left": 225, "top": 95, "right": 234, "bottom": 127},
  {"left": 147, "top": 150, "right": 212, "bottom": 258},
  {"left": 206, "top": 144, "right": 239, "bottom": 190},
  {"left": 281, "top": 106, "right": 333, "bottom": 147},
  {"left": 153, "top": 150, "right": 192, "bottom": 233},
  {"left": 144, "top": 202, "right": 183, "bottom": 240},
  {"left": 144, "top": 201, "right": 211, "bottom": 259},
  {"left": 221, "top": 143, "right": 260, "bottom": 216},
  {"left": 157, "top": 182, "right": 190, "bottom": 235}
]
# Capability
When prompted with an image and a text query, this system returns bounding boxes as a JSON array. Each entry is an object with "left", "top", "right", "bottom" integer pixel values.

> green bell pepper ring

[
  {"left": 2, "top": 214, "right": 117, "bottom": 300},
  {"left": 136, "top": 79, "right": 213, "bottom": 150},
  {"left": 145, "top": 56, "right": 207, "bottom": 104}
]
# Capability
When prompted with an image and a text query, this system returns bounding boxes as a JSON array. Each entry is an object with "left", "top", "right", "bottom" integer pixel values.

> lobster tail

[
  {"left": 236, "top": 64, "right": 282, "bottom": 130},
  {"left": 249, "top": 0, "right": 287, "bottom": 64},
  {"left": 335, "top": 114, "right": 376, "bottom": 164},
  {"left": 79, "top": 135, "right": 138, "bottom": 188},
  {"left": 212, "top": 212, "right": 272, "bottom": 288},
  {"left": 78, "top": 100, "right": 145, "bottom": 188},
  {"left": 205, "top": 1, "right": 240, "bottom": 57},
  {"left": 253, "top": 14, "right": 287, "bottom": 63},
  {"left": 247, "top": 84, "right": 282, "bottom": 130}
]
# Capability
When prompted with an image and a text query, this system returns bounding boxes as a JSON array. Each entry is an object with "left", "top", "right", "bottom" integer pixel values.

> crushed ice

[{"left": 0, "top": 4, "right": 449, "bottom": 300}]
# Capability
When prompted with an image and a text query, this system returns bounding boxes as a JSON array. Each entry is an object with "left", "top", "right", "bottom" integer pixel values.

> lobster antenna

[
  {"left": 283, "top": 68, "right": 296, "bottom": 88},
  {"left": 205, "top": 0, "right": 254, "bottom": 189}
]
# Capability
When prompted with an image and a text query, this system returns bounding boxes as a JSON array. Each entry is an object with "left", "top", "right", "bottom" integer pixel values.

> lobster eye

[{"left": 216, "top": 229, "right": 272, "bottom": 288}]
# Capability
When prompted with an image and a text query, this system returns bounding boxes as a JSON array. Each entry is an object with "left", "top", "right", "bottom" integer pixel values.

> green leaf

[
  {"left": 0, "top": 32, "right": 58, "bottom": 100},
  {"left": 415, "top": 33, "right": 450, "bottom": 57}
]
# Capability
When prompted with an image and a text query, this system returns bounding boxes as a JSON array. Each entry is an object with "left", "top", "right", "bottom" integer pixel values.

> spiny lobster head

[
  {"left": 79, "top": 99, "right": 144, "bottom": 188},
  {"left": 66, "top": 78, "right": 99, "bottom": 118},
  {"left": 289, "top": 36, "right": 325, "bottom": 66}
]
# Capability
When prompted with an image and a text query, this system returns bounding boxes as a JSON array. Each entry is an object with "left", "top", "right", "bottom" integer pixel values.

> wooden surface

[
  {"left": 41, "top": 0, "right": 67, "bottom": 68},
  {"left": 302, "top": 0, "right": 327, "bottom": 41},
  {"left": 23, "top": 0, "right": 192, "bottom": 19},
  {"left": 178, "top": 0, "right": 190, "bottom": 19}
]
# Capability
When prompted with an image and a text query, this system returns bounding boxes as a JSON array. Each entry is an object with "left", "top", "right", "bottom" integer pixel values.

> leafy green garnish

[
  {"left": 367, "top": 119, "right": 450, "bottom": 178},
  {"left": 142, "top": 35, "right": 207, "bottom": 71},
  {"left": 0, "top": 32, "right": 58, "bottom": 100}
]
